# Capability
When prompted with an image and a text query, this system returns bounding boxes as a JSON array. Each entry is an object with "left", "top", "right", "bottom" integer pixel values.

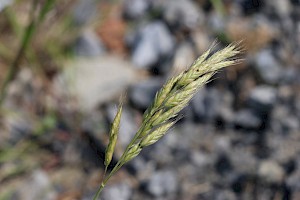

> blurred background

[{"left": 0, "top": 0, "right": 299, "bottom": 199}]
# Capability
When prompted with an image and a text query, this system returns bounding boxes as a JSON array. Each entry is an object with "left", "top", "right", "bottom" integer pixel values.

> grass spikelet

[
  {"left": 190, "top": 42, "right": 215, "bottom": 69},
  {"left": 165, "top": 72, "right": 214, "bottom": 107},
  {"left": 93, "top": 42, "right": 241, "bottom": 200},
  {"left": 164, "top": 87, "right": 197, "bottom": 107},
  {"left": 123, "top": 144, "right": 142, "bottom": 163},
  {"left": 152, "top": 101, "right": 189, "bottom": 126},
  {"left": 143, "top": 73, "right": 183, "bottom": 119},
  {"left": 140, "top": 121, "right": 175, "bottom": 147},
  {"left": 104, "top": 102, "right": 122, "bottom": 167},
  {"left": 154, "top": 75, "right": 181, "bottom": 107}
]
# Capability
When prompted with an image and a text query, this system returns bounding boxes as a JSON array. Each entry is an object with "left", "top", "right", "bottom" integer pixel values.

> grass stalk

[
  {"left": 0, "top": 0, "right": 56, "bottom": 106},
  {"left": 93, "top": 42, "right": 241, "bottom": 199},
  {"left": 210, "top": 0, "right": 226, "bottom": 16}
]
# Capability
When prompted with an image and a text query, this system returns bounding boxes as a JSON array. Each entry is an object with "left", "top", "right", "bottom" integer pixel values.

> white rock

[
  {"left": 254, "top": 50, "right": 282, "bottom": 84},
  {"left": 249, "top": 86, "right": 277, "bottom": 106},
  {"left": 102, "top": 183, "right": 132, "bottom": 200},
  {"left": 73, "top": 0, "right": 98, "bottom": 25},
  {"left": 18, "top": 170, "right": 56, "bottom": 200},
  {"left": 163, "top": 0, "right": 204, "bottom": 30},
  {"left": 147, "top": 170, "right": 178, "bottom": 197},
  {"left": 265, "top": 0, "right": 291, "bottom": 17},
  {"left": 258, "top": 160, "right": 285, "bottom": 184},
  {"left": 55, "top": 56, "right": 140, "bottom": 111},
  {"left": 123, "top": 0, "right": 149, "bottom": 18},
  {"left": 74, "top": 30, "right": 105, "bottom": 57},
  {"left": 132, "top": 22, "right": 175, "bottom": 69}
]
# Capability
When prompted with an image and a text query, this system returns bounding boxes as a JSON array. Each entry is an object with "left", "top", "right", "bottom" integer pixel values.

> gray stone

[
  {"left": 191, "top": 151, "right": 212, "bottom": 168},
  {"left": 171, "top": 122, "right": 201, "bottom": 150},
  {"left": 248, "top": 85, "right": 277, "bottom": 114},
  {"left": 48, "top": 167, "right": 86, "bottom": 193},
  {"left": 147, "top": 142, "right": 173, "bottom": 165},
  {"left": 163, "top": 0, "right": 204, "bottom": 30},
  {"left": 218, "top": 106, "right": 236, "bottom": 125},
  {"left": 254, "top": 49, "right": 282, "bottom": 84},
  {"left": 208, "top": 12, "right": 226, "bottom": 32},
  {"left": 214, "top": 154, "right": 233, "bottom": 175},
  {"left": 74, "top": 30, "right": 105, "bottom": 57},
  {"left": 132, "top": 22, "right": 175, "bottom": 69},
  {"left": 237, "top": 0, "right": 263, "bottom": 14},
  {"left": 4, "top": 68, "right": 35, "bottom": 108},
  {"left": 281, "top": 116, "right": 299, "bottom": 131},
  {"left": 216, "top": 90, "right": 235, "bottom": 125},
  {"left": 73, "top": 0, "right": 98, "bottom": 26},
  {"left": 124, "top": 29, "right": 139, "bottom": 48},
  {"left": 271, "top": 105, "right": 300, "bottom": 134},
  {"left": 291, "top": 0, "right": 300, "bottom": 5},
  {"left": 161, "top": 128, "right": 180, "bottom": 148},
  {"left": 147, "top": 170, "right": 178, "bottom": 197},
  {"left": 0, "top": 0, "right": 12, "bottom": 12},
  {"left": 258, "top": 160, "right": 285, "bottom": 184},
  {"left": 17, "top": 170, "right": 56, "bottom": 200},
  {"left": 55, "top": 56, "right": 139, "bottom": 111},
  {"left": 4, "top": 112, "right": 34, "bottom": 144},
  {"left": 215, "top": 190, "right": 237, "bottom": 200},
  {"left": 130, "top": 156, "right": 155, "bottom": 177},
  {"left": 281, "top": 68, "right": 300, "bottom": 84},
  {"left": 265, "top": 0, "right": 291, "bottom": 17},
  {"left": 191, "top": 88, "right": 207, "bottom": 121},
  {"left": 81, "top": 111, "right": 106, "bottom": 135},
  {"left": 286, "top": 170, "right": 300, "bottom": 191},
  {"left": 267, "top": 131, "right": 300, "bottom": 163},
  {"left": 102, "top": 183, "right": 132, "bottom": 200},
  {"left": 129, "top": 78, "right": 162, "bottom": 110},
  {"left": 278, "top": 85, "right": 294, "bottom": 101},
  {"left": 132, "top": 37, "right": 159, "bottom": 69},
  {"left": 230, "top": 149, "right": 258, "bottom": 173},
  {"left": 81, "top": 193, "right": 95, "bottom": 200},
  {"left": 255, "top": 188, "right": 274, "bottom": 200},
  {"left": 192, "top": 88, "right": 225, "bottom": 122},
  {"left": 63, "top": 140, "right": 82, "bottom": 165},
  {"left": 296, "top": 93, "right": 300, "bottom": 117},
  {"left": 123, "top": 0, "right": 149, "bottom": 19},
  {"left": 214, "top": 136, "right": 231, "bottom": 153},
  {"left": 234, "top": 109, "right": 262, "bottom": 129}
]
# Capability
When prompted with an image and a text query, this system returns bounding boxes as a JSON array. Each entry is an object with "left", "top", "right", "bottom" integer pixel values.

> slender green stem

[
  {"left": 37, "top": 0, "right": 56, "bottom": 23},
  {"left": 4, "top": 7, "right": 22, "bottom": 37},
  {"left": 93, "top": 160, "right": 124, "bottom": 200},
  {"left": 93, "top": 43, "right": 241, "bottom": 199},
  {"left": 210, "top": 0, "right": 226, "bottom": 16},
  {"left": 93, "top": 106, "right": 166, "bottom": 199},
  {"left": 92, "top": 86, "right": 182, "bottom": 198},
  {"left": 0, "top": 0, "right": 56, "bottom": 106},
  {"left": 93, "top": 182, "right": 105, "bottom": 200},
  {"left": 103, "top": 166, "right": 108, "bottom": 181},
  {"left": 93, "top": 131, "right": 143, "bottom": 199},
  {"left": 94, "top": 80, "right": 188, "bottom": 199},
  {"left": 0, "top": 21, "right": 36, "bottom": 105}
]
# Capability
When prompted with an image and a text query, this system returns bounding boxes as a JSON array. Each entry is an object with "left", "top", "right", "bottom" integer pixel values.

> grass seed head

[
  {"left": 104, "top": 103, "right": 122, "bottom": 167},
  {"left": 100, "top": 43, "right": 241, "bottom": 195},
  {"left": 140, "top": 121, "right": 175, "bottom": 147},
  {"left": 123, "top": 144, "right": 142, "bottom": 163}
]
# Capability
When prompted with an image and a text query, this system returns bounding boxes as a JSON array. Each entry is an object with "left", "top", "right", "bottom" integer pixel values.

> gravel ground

[{"left": 0, "top": 0, "right": 300, "bottom": 200}]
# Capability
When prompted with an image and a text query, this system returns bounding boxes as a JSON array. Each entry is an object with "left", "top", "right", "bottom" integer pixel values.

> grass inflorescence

[{"left": 93, "top": 42, "right": 241, "bottom": 200}]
